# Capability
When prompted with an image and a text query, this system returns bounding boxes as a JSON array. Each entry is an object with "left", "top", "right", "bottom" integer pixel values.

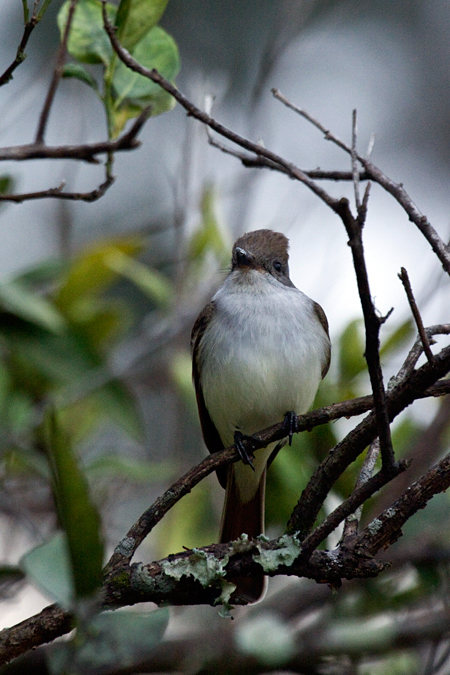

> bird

[{"left": 191, "top": 229, "right": 331, "bottom": 602}]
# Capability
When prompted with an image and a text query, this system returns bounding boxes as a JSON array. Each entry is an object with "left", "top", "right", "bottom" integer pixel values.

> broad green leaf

[
  {"left": 112, "top": 26, "right": 180, "bottom": 108},
  {"left": 0, "top": 174, "right": 13, "bottom": 194},
  {"left": 116, "top": 0, "right": 169, "bottom": 51},
  {"left": 50, "top": 608, "right": 169, "bottom": 674},
  {"left": 188, "top": 186, "right": 229, "bottom": 267},
  {"left": 0, "top": 280, "right": 66, "bottom": 334},
  {"left": 21, "top": 532, "right": 75, "bottom": 607},
  {"left": 57, "top": 0, "right": 117, "bottom": 65},
  {"left": 62, "top": 63, "right": 99, "bottom": 92},
  {"left": 56, "top": 238, "right": 142, "bottom": 309},
  {"left": 45, "top": 411, "right": 103, "bottom": 599},
  {"left": 105, "top": 249, "right": 173, "bottom": 306}
]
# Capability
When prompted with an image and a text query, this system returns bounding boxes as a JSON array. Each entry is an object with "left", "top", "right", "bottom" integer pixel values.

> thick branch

[
  {"left": 288, "top": 343, "right": 450, "bottom": 538},
  {"left": 357, "top": 450, "right": 450, "bottom": 556}
]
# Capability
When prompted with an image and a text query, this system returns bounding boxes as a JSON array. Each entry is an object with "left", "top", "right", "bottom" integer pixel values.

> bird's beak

[{"left": 235, "top": 247, "right": 256, "bottom": 269}]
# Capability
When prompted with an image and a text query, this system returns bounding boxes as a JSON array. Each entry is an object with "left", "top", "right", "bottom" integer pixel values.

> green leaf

[
  {"left": 104, "top": 249, "right": 173, "bottom": 306},
  {"left": 62, "top": 63, "right": 99, "bottom": 92},
  {"left": 0, "top": 174, "right": 14, "bottom": 195},
  {"left": 188, "top": 185, "right": 229, "bottom": 266},
  {"left": 116, "top": 0, "right": 169, "bottom": 51},
  {"left": 112, "top": 25, "right": 180, "bottom": 109},
  {"left": 56, "top": 238, "right": 143, "bottom": 310},
  {"left": 50, "top": 608, "right": 169, "bottom": 674},
  {"left": 21, "top": 532, "right": 75, "bottom": 607},
  {"left": 57, "top": 0, "right": 117, "bottom": 65},
  {"left": 45, "top": 411, "right": 104, "bottom": 599},
  {"left": 0, "top": 280, "right": 66, "bottom": 333}
]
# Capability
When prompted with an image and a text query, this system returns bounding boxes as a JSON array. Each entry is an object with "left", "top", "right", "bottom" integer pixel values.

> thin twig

[
  {"left": 287, "top": 341, "right": 450, "bottom": 538},
  {"left": 357, "top": 449, "right": 450, "bottom": 556},
  {"left": 100, "top": 2, "right": 342, "bottom": 214},
  {"left": 0, "top": 106, "right": 151, "bottom": 165},
  {"left": 398, "top": 267, "right": 435, "bottom": 364},
  {"left": 299, "top": 456, "right": 408, "bottom": 560},
  {"left": 0, "top": 176, "right": 115, "bottom": 203},
  {"left": 351, "top": 109, "right": 361, "bottom": 211},
  {"left": 390, "top": 324, "right": 449, "bottom": 387},
  {"left": 341, "top": 438, "right": 380, "bottom": 540},
  {"left": 337, "top": 199, "right": 396, "bottom": 470},
  {"left": 0, "top": 8, "right": 39, "bottom": 86},
  {"left": 35, "top": 0, "right": 79, "bottom": 144},
  {"left": 272, "top": 89, "right": 450, "bottom": 275}
]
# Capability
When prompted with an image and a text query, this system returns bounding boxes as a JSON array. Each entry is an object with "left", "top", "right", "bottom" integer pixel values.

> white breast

[{"left": 198, "top": 269, "right": 329, "bottom": 449}]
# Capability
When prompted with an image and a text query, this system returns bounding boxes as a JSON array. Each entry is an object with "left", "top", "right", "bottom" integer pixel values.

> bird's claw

[
  {"left": 283, "top": 411, "right": 298, "bottom": 446},
  {"left": 234, "top": 431, "right": 256, "bottom": 471}
]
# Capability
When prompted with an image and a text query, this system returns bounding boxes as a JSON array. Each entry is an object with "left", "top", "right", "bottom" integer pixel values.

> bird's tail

[{"left": 219, "top": 466, "right": 267, "bottom": 603}]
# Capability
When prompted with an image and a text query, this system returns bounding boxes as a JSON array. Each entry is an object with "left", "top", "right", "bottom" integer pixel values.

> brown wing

[
  {"left": 313, "top": 300, "right": 331, "bottom": 378},
  {"left": 191, "top": 301, "right": 227, "bottom": 489}
]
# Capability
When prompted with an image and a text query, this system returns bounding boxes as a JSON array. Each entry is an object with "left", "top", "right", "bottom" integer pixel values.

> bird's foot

[
  {"left": 234, "top": 431, "right": 256, "bottom": 471},
  {"left": 283, "top": 411, "right": 298, "bottom": 446}
]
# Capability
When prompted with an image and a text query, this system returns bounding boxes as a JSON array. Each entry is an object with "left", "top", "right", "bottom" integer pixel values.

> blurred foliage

[{"left": 58, "top": 0, "right": 180, "bottom": 137}]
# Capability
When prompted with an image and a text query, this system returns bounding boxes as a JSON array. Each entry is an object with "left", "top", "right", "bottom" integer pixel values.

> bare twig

[
  {"left": 0, "top": 6, "right": 40, "bottom": 86},
  {"left": 398, "top": 267, "right": 435, "bottom": 364},
  {"left": 336, "top": 199, "right": 396, "bottom": 470},
  {"left": 287, "top": 341, "right": 450, "bottom": 538},
  {"left": 298, "top": 456, "right": 408, "bottom": 560},
  {"left": 390, "top": 324, "right": 450, "bottom": 386},
  {"left": 0, "top": 175, "right": 115, "bottom": 203},
  {"left": 341, "top": 438, "right": 381, "bottom": 540},
  {"left": 357, "top": 449, "right": 450, "bottom": 556},
  {"left": 351, "top": 109, "right": 361, "bottom": 211},
  {"left": 35, "top": 0, "right": 79, "bottom": 143},
  {"left": 100, "top": 2, "right": 342, "bottom": 213},
  {"left": 0, "top": 104, "right": 151, "bottom": 165},
  {"left": 272, "top": 89, "right": 450, "bottom": 275}
]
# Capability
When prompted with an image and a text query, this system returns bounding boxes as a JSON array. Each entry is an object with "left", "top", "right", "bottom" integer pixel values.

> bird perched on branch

[{"left": 191, "top": 229, "right": 331, "bottom": 602}]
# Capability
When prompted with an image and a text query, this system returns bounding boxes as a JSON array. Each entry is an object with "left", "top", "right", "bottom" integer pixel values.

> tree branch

[
  {"left": 0, "top": 2, "right": 40, "bottom": 87},
  {"left": 35, "top": 0, "right": 79, "bottom": 143},
  {"left": 271, "top": 89, "right": 450, "bottom": 275}
]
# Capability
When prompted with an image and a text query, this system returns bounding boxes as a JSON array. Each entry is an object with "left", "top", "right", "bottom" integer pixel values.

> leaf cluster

[{"left": 58, "top": 0, "right": 180, "bottom": 137}]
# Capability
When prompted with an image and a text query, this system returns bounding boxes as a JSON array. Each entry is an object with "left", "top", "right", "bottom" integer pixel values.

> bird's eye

[{"left": 273, "top": 260, "right": 283, "bottom": 273}]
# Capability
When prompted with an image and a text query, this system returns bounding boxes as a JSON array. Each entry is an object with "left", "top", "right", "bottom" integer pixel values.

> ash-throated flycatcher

[{"left": 191, "top": 229, "right": 331, "bottom": 602}]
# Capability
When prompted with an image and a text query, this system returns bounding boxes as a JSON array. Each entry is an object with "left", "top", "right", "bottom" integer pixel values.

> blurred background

[{"left": 0, "top": 1, "right": 450, "bottom": 673}]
